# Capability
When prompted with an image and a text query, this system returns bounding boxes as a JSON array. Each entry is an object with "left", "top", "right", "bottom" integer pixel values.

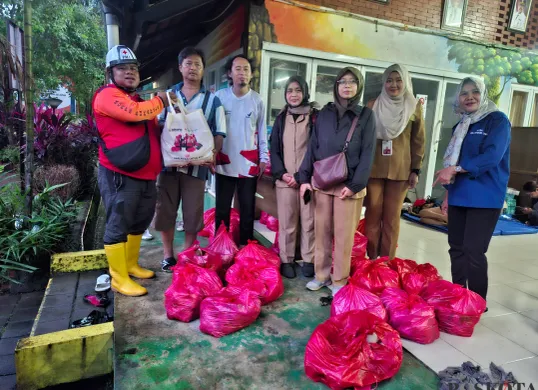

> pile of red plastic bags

[
  {"left": 304, "top": 223, "right": 487, "bottom": 389},
  {"left": 164, "top": 217, "right": 283, "bottom": 338}
]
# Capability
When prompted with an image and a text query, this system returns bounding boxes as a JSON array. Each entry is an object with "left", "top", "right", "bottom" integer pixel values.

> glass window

[
  {"left": 411, "top": 77, "right": 439, "bottom": 199},
  {"left": 267, "top": 59, "right": 307, "bottom": 126},
  {"left": 314, "top": 66, "right": 341, "bottom": 108},
  {"left": 530, "top": 94, "right": 538, "bottom": 127},
  {"left": 432, "top": 82, "right": 461, "bottom": 200},
  {"left": 510, "top": 90, "right": 528, "bottom": 127},
  {"left": 363, "top": 72, "right": 384, "bottom": 105}
]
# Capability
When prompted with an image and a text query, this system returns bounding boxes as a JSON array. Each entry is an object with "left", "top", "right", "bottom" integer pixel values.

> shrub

[
  {"left": 34, "top": 164, "right": 80, "bottom": 202},
  {"left": 0, "top": 145, "right": 20, "bottom": 166},
  {"left": 0, "top": 179, "right": 78, "bottom": 285},
  {"left": 33, "top": 105, "right": 98, "bottom": 198}
]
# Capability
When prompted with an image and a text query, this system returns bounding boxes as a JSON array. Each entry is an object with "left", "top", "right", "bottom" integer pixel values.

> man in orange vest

[{"left": 92, "top": 45, "right": 176, "bottom": 296}]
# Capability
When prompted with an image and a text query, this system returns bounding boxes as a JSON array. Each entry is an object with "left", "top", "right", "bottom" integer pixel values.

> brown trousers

[
  {"left": 314, "top": 191, "right": 363, "bottom": 286},
  {"left": 275, "top": 186, "right": 315, "bottom": 264},
  {"left": 365, "top": 178, "right": 409, "bottom": 259}
]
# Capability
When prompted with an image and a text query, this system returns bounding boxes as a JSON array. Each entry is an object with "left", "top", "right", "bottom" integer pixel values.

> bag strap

[
  {"left": 168, "top": 90, "right": 189, "bottom": 114},
  {"left": 342, "top": 114, "right": 360, "bottom": 153},
  {"left": 201, "top": 90, "right": 211, "bottom": 114},
  {"left": 99, "top": 121, "right": 148, "bottom": 152}
]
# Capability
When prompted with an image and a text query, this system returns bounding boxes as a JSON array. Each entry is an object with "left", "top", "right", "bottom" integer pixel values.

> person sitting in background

[
  {"left": 270, "top": 75, "right": 318, "bottom": 279},
  {"left": 516, "top": 181, "right": 538, "bottom": 224}
]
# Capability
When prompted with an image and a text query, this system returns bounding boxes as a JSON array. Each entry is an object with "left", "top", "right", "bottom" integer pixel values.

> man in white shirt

[{"left": 214, "top": 55, "right": 269, "bottom": 246}]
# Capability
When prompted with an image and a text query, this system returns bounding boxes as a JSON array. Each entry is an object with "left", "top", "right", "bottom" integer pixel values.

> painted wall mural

[
  {"left": 197, "top": 4, "right": 246, "bottom": 67},
  {"left": 249, "top": 1, "right": 538, "bottom": 104},
  {"left": 448, "top": 41, "right": 538, "bottom": 103}
]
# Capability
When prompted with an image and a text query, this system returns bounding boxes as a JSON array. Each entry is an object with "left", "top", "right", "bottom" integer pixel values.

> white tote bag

[{"left": 161, "top": 92, "right": 215, "bottom": 167}]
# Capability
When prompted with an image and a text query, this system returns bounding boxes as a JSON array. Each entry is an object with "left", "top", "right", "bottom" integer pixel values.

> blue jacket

[{"left": 447, "top": 111, "right": 511, "bottom": 209}]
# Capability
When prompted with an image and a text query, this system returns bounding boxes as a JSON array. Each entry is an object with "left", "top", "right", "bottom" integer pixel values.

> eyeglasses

[
  {"left": 115, "top": 65, "right": 139, "bottom": 73},
  {"left": 337, "top": 79, "right": 358, "bottom": 86},
  {"left": 183, "top": 62, "right": 203, "bottom": 70}
]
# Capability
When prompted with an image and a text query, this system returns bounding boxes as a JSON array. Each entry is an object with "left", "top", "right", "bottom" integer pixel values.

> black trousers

[
  {"left": 447, "top": 205, "right": 501, "bottom": 301},
  {"left": 98, "top": 165, "right": 157, "bottom": 245},
  {"left": 215, "top": 173, "right": 257, "bottom": 245}
]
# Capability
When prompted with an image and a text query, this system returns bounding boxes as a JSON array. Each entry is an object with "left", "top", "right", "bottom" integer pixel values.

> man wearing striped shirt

[{"left": 154, "top": 47, "right": 226, "bottom": 272}]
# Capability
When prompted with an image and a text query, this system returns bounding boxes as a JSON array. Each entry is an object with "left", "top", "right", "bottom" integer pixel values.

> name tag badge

[{"left": 382, "top": 140, "right": 393, "bottom": 156}]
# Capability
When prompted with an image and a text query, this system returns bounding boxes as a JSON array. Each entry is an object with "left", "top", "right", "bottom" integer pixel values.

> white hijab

[
  {"left": 443, "top": 76, "right": 498, "bottom": 168},
  {"left": 373, "top": 64, "right": 417, "bottom": 141}
]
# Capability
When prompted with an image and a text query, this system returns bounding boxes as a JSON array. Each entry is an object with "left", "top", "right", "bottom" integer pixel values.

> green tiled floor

[{"left": 116, "top": 195, "right": 438, "bottom": 389}]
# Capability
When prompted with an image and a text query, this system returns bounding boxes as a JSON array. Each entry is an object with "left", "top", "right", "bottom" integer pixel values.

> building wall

[{"left": 300, "top": 0, "right": 538, "bottom": 48}]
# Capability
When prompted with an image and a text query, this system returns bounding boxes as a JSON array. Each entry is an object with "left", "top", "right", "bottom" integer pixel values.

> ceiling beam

[{"left": 135, "top": 0, "right": 214, "bottom": 24}]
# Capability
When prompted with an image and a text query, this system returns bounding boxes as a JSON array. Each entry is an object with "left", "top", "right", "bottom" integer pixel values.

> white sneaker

[
  {"left": 176, "top": 221, "right": 185, "bottom": 232},
  {"left": 142, "top": 229, "right": 153, "bottom": 240},
  {"left": 306, "top": 279, "right": 332, "bottom": 291},
  {"left": 330, "top": 285, "right": 344, "bottom": 297}
]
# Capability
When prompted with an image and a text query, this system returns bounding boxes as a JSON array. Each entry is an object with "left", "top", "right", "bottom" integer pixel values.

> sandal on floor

[
  {"left": 70, "top": 310, "right": 104, "bottom": 328},
  {"left": 95, "top": 274, "right": 111, "bottom": 292},
  {"left": 84, "top": 294, "right": 110, "bottom": 308}
]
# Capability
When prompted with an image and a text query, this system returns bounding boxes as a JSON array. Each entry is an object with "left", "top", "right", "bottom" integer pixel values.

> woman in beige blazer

[{"left": 365, "top": 64, "right": 426, "bottom": 259}]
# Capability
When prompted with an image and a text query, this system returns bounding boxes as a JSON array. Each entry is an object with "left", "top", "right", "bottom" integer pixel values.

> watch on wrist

[
  {"left": 454, "top": 166, "right": 462, "bottom": 173},
  {"left": 411, "top": 169, "right": 421, "bottom": 175}
]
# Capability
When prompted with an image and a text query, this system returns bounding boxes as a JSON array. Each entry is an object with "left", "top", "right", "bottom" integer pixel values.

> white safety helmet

[{"left": 105, "top": 45, "right": 138, "bottom": 69}]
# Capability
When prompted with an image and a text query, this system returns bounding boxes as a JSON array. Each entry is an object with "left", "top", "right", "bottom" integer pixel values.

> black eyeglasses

[{"left": 337, "top": 79, "right": 358, "bottom": 86}]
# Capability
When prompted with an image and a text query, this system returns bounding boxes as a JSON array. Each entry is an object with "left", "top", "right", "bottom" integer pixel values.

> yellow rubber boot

[
  {"left": 105, "top": 243, "right": 147, "bottom": 297},
  {"left": 126, "top": 234, "right": 155, "bottom": 279}
]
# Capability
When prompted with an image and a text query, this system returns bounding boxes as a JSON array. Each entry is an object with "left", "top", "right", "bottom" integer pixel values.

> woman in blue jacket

[{"left": 433, "top": 76, "right": 511, "bottom": 303}]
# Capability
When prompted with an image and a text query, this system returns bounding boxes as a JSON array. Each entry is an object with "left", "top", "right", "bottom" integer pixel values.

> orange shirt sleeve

[{"left": 93, "top": 87, "right": 164, "bottom": 122}]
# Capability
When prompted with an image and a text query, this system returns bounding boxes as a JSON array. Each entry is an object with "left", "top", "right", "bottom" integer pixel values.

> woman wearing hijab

[
  {"left": 433, "top": 76, "right": 511, "bottom": 303},
  {"left": 298, "top": 67, "right": 376, "bottom": 295},
  {"left": 270, "top": 76, "right": 318, "bottom": 279},
  {"left": 365, "top": 64, "right": 425, "bottom": 260}
]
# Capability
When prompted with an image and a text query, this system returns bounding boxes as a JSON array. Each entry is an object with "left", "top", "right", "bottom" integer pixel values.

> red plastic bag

[
  {"left": 165, "top": 264, "right": 223, "bottom": 322},
  {"left": 235, "top": 240, "right": 280, "bottom": 268},
  {"left": 205, "top": 222, "right": 239, "bottom": 268},
  {"left": 351, "top": 232, "right": 368, "bottom": 259},
  {"left": 198, "top": 208, "right": 216, "bottom": 238},
  {"left": 177, "top": 241, "right": 223, "bottom": 274},
  {"left": 330, "top": 284, "right": 387, "bottom": 321},
  {"left": 263, "top": 159, "right": 272, "bottom": 176},
  {"left": 271, "top": 231, "right": 279, "bottom": 255},
  {"left": 304, "top": 310, "right": 403, "bottom": 389},
  {"left": 401, "top": 272, "right": 429, "bottom": 295},
  {"left": 350, "top": 259, "right": 400, "bottom": 295},
  {"left": 225, "top": 260, "right": 284, "bottom": 305},
  {"left": 260, "top": 211, "right": 270, "bottom": 225},
  {"left": 357, "top": 218, "right": 366, "bottom": 235},
  {"left": 198, "top": 208, "right": 240, "bottom": 242},
  {"left": 421, "top": 280, "right": 486, "bottom": 337},
  {"left": 381, "top": 287, "right": 439, "bottom": 344},
  {"left": 420, "top": 280, "right": 459, "bottom": 307},
  {"left": 199, "top": 286, "right": 262, "bottom": 338},
  {"left": 388, "top": 258, "right": 418, "bottom": 280},
  {"left": 415, "top": 263, "right": 441, "bottom": 283},
  {"left": 266, "top": 215, "right": 279, "bottom": 232}
]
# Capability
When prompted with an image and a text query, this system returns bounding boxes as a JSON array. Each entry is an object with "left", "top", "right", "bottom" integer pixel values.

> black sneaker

[
  {"left": 161, "top": 257, "right": 177, "bottom": 273},
  {"left": 302, "top": 262, "right": 315, "bottom": 277},
  {"left": 280, "top": 263, "right": 296, "bottom": 279}
]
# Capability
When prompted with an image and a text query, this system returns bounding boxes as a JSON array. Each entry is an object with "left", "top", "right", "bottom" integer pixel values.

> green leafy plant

[
  {"left": 0, "top": 145, "right": 21, "bottom": 166},
  {"left": 0, "top": 179, "right": 78, "bottom": 284},
  {"left": 448, "top": 40, "right": 538, "bottom": 104},
  {"left": 34, "top": 164, "right": 80, "bottom": 202}
]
